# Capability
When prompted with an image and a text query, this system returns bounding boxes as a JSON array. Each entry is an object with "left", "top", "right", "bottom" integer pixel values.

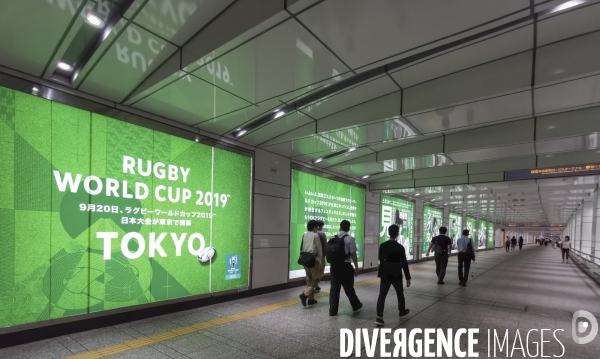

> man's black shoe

[
  {"left": 299, "top": 293, "right": 307, "bottom": 307},
  {"left": 375, "top": 317, "right": 385, "bottom": 326},
  {"left": 308, "top": 299, "right": 318, "bottom": 306},
  {"left": 352, "top": 302, "right": 363, "bottom": 312},
  {"left": 462, "top": 283, "right": 468, "bottom": 287},
  {"left": 315, "top": 286, "right": 321, "bottom": 292},
  {"left": 399, "top": 309, "right": 410, "bottom": 317},
  {"left": 437, "top": 281, "right": 445, "bottom": 285},
  {"left": 329, "top": 310, "right": 337, "bottom": 316}
]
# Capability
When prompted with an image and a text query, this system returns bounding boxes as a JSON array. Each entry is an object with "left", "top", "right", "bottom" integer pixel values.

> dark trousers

[
  {"left": 434, "top": 253, "right": 449, "bottom": 282},
  {"left": 457, "top": 252, "right": 472, "bottom": 284},
  {"left": 561, "top": 248, "right": 570, "bottom": 261},
  {"left": 506, "top": 245, "right": 510, "bottom": 252},
  {"left": 519, "top": 243, "right": 523, "bottom": 250},
  {"left": 329, "top": 262, "right": 361, "bottom": 314},
  {"left": 376, "top": 277, "right": 405, "bottom": 317}
]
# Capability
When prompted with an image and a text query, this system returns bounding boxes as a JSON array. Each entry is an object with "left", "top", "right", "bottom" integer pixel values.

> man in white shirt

[
  {"left": 328, "top": 220, "right": 362, "bottom": 316},
  {"left": 456, "top": 229, "right": 475, "bottom": 287},
  {"left": 299, "top": 220, "right": 322, "bottom": 307}
]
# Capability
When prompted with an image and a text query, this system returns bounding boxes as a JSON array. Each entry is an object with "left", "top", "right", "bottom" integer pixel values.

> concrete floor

[{"left": 1, "top": 245, "right": 599, "bottom": 359}]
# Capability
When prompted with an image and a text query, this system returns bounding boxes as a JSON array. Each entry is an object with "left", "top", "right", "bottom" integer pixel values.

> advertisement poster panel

[
  {"left": 487, "top": 222, "right": 495, "bottom": 248},
  {"left": 449, "top": 212, "right": 462, "bottom": 253},
  {"left": 422, "top": 206, "right": 444, "bottom": 255},
  {"left": 466, "top": 217, "right": 477, "bottom": 245},
  {"left": 478, "top": 220, "right": 487, "bottom": 249},
  {"left": 0, "top": 86, "right": 251, "bottom": 328},
  {"left": 289, "top": 170, "right": 365, "bottom": 279},
  {"left": 379, "top": 194, "right": 415, "bottom": 260}
]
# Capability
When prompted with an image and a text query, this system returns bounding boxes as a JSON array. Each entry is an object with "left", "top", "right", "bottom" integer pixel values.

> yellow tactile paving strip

[{"left": 67, "top": 262, "right": 442, "bottom": 358}]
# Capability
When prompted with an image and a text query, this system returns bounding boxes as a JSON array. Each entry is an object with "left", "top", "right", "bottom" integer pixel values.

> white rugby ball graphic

[{"left": 197, "top": 246, "right": 216, "bottom": 263}]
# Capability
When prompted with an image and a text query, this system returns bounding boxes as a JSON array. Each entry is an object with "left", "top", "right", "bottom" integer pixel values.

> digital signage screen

[
  {"left": 379, "top": 194, "right": 415, "bottom": 260},
  {"left": 449, "top": 212, "right": 462, "bottom": 253},
  {"left": 487, "top": 222, "right": 495, "bottom": 248},
  {"left": 477, "top": 220, "right": 487, "bottom": 249},
  {"left": 289, "top": 170, "right": 365, "bottom": 279},
  {"left": 465, "top": 216, "right": 477, "bottom": 245},
  {"left": 0, "top": 87, "right": 251, "bottom": 328},
  {"left": 422, "top": 206, "right": 443, "bottom": 255}
]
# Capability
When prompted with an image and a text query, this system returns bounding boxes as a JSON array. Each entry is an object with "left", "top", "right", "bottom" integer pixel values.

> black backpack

[
  {"left": 325, "top": 234, "right": 348, "bottom": 264},
  {"left": 433, "top": 235, "right": 450, "bottom": 255}
]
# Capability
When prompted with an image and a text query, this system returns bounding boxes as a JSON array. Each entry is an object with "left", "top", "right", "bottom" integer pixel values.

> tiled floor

[{"left": 2, "top": 245, "right": 599, "bottom": 359}]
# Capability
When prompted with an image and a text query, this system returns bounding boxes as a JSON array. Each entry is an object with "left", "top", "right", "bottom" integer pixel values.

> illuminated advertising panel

[
  {"left": 422, "top": 206, "right": 444, "bottom": 254},
  {"left": 289, "top": 170, "right": 365, "bottom": 279},
  {"left": 0, "top": 86, "right": 251, "bottom": 328},
  {"left": 379, "top": 194, "right": 415, "bottom": 260}
]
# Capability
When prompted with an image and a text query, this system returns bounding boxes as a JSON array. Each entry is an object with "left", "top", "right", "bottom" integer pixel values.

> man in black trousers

[
  {"left": 425, "top": 226, "right": 452, "bottom": 284},
  {"left": 328, "top": 220, "right": 362, "bottom": 316},
  {"left": 457, "top": 229, "right": 475, "bottom": 287}
]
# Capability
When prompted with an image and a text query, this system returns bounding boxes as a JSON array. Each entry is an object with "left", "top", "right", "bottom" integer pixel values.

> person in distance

[
  {"left": 457, "top": 229, "right": 475, "bottom": 287},
  {"left": 376, "top": 224, "right": 411, "bottom": 326}
]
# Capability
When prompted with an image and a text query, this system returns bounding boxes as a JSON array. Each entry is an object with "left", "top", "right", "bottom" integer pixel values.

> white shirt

[
  {"left": 338, "top": 231, "right": 357, "bottom": 263},
  {"left": 561, "top": 240, "right": 571, "bottom": 249}
]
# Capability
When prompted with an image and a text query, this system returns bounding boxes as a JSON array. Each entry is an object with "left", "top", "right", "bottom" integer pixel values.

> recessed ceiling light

[
  {"left": 348, "top": 147, "right": 357, "bottom": 152},
  {"left": 194, "top": 138, "right": 199, "bottom": 143},
  {"left": 314, "top": 158, "right": 324, "bottom": 164},
  {"left": 32, "top": 87, "right": 39, "bottom": 92},
  {"left": 551, "top": 0, "right": 586, "bottom": 13},
  {"left": 274, "top": 111, "right": 285, "bottom": 119},
  {"left": 85, "top": 13, "right": 105, "bottom": 28},
  {"left": 57, "top": 61, "right": 74, "bottom": 71},
  {"left": 361, "top": 175, "right": 370, "bottom": 179},
  {"left": 236, "top": 130, "right": 247, "bottom": 137}
]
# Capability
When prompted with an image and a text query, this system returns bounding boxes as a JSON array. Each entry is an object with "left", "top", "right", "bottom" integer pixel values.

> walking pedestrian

[
  {"left": 505, "top": 237, "right": 510, "bottom": 252},
  {"left": 560, "top": 236, "right": 571, "bottom": 263},
  {"left": 425, "top": 227, "right": 452, "bottom": 284},
  {"left": 326, "top": 220, "right": 362, "bottom": 316},
  {"left": 511, "top": 236, "right": 517, "bottom": 251},
  {"left": 375, "top": 224, "right": 411, "bottom": 326},
  {"left": 457, "top": 229, "right": 475, "bottom": 287},
  {"left": 518, "top": 236, "right": 524, "bottom": 251},
  {"left": 314, "top": 220, "right": 327, "bottom": 292},
  {"left": 298, "top": 220, "right": 322, "bottom": 307}
]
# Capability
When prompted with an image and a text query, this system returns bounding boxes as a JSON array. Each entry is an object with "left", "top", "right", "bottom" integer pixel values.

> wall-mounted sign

[{"left": 506, "top": 164, "right": 600, "bottom": 180}]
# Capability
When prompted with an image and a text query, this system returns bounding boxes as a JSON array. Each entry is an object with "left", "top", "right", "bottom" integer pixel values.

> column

[
  {"left": 414, "top": 199, "right": 424, "bottom": 260},
  {"left": 575, "top": 205, "right": 583, "bottom": 252},
  {"left": 251, "top": 149, "right": 291, "bottom": 288},
  {"left": 363, "top": 191, "right": 380, "bottom": 269}
]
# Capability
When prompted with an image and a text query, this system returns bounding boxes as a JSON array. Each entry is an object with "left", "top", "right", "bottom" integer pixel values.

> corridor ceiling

[{"left": 1, "top": 0, "right": 600, "bottom": 225}]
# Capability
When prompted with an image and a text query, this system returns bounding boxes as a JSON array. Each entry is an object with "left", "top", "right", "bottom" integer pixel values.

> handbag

[{"left": 297, "top": 237, "right": 316, "bottom": 268}]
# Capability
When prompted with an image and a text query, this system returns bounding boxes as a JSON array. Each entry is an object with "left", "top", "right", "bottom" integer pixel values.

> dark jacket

[
  {"left": 431, "top": 234, "right": 452, "bottom": 255},
  {"left": 378, "top": 240, "right": 411, "bottom": 280},
  {"left": 518, "top": 237, "right": 524, "bottom": 244},
  {"left": 511, "top": 237, "right": 517, "bottom": 244}
]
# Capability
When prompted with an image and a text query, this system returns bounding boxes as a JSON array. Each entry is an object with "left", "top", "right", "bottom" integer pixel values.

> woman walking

[
  {"left": 518, "top": 236, "right": 524, "bottom": 251},
  {"left": 560, "top": 236, "right": 571, "bottom": 263}
]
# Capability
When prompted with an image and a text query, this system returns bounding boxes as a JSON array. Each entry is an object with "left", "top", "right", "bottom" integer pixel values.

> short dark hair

[
  {"left": 340, "top": 220, "right": 351, "bottom": 232},
  {"left": 439, "top": 226, "right": 447, "bottom": 234},
  {"left": 307, "top": 220, "right": 317, "bottom": 231},
  {"left": 389, "top": 224, "right": 399, "bottom": 238},
  {"left": 462, "top": 229, "right": 470, "bottom": 236},
  {"left": 316, "top": 220, "right": 324, "bottom": 227}
]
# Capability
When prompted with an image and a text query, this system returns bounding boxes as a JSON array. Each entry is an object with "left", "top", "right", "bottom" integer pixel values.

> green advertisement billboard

[
  {"left": 0, "top": 86, "right": 251, "bottom": 328},
  {"left": 379, "top": 194, "right": 415, "bottom": 260},
  {"left": 465, "top": 216, "right": 477, "bottom": 244},
  {"left": 487, "top": 222, "right": 495, "bottom": 248},
  {"left": 477, "top": 220, "right": 487, "bottom": 249},
  {"left": 422, "top": 206, "right": 443, "bottom": 254},
  {"left": 290, "top": 170, "right": 365, "bottom": 278},
  {"left": 449, "top": 212, "right": 462, "bottom": 253}
]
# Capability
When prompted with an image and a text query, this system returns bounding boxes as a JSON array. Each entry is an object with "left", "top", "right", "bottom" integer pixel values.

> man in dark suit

[{"left": 376, "top": 224, "right": 411, "bottom": 326}]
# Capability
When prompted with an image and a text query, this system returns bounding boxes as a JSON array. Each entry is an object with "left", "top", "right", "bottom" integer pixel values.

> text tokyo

[
  {"left": 340, "top": 328, "right": 566, "bottom": 357},
  {"left": 96, "top": 232, "right": 207, "bottom": 260}
]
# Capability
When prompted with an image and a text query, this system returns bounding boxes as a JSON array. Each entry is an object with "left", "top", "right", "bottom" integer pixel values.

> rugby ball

[{"left": 197, "top": 246, "right": 216, "bottom": 263}]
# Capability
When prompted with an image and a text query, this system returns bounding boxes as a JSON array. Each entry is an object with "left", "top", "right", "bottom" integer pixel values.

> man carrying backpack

[
  {"left": 425, "top": 226, "right": 452, "bottom": 284},
  {"left": 325, "top": 220, "right": 362, "bottom": 316},
  {"left": 299, "top": 220, "right": 323, "bottom": 307},
  {"left": 457, "top": 229, "right": 476, "bottom": 287}
]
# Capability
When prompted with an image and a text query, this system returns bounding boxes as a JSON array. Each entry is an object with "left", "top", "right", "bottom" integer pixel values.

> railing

[{"left": 569, "top": 248, "right": 600, "bottom": 282}]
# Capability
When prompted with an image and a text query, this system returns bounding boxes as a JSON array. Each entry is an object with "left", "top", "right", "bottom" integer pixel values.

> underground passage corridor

[{"left": 1, "top": 245, "right": 598, "bottom": 358}]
